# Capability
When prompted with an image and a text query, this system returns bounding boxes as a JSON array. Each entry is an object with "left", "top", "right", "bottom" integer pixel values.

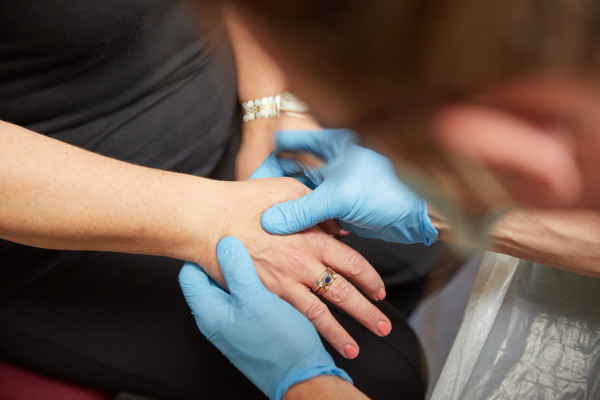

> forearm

[
  {"left": 0, "top": 121, "right": 221, "bottom": 266},
  {"left": 224, "top": 5, "right": 282, "bottom": 179},
  {"left": 223, "top": 5, "right": 322, "bottom": 180},
  {"left": 430, "top": 205, "right": 600, "bottom": 276},
  {"left": 488, "top": 208, "right": 600, "bottom": 276},
  {"left": 283, "top": 376, "right": 369, "bottom": 400}
]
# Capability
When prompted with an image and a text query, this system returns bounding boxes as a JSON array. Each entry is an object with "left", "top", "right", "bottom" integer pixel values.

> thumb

[
  {"left": 276, "top": 129, "right": 358, "bottom": 161},
  {"left": 278, "top": 157, "right": 326, "bottom": 189},
  {"left": 249, "top": 153, "right": 284, "bottom": 180},
  {"left": 217, "top": 236, "right": 265, "bottom": 295},
  {"left": 261, "top": 188, "right": 337, "bottom": 235},
  {"left": 179, "top": 262, "right": 227, "bottom": 310}
]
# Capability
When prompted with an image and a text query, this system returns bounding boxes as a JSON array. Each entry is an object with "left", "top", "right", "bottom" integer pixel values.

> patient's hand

[{"left": 195, "top": 173, "right": 391, "bottom": 359}]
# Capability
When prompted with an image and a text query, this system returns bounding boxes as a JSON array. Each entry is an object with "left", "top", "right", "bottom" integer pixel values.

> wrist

[
  {"left": 283, "top": 375, "right": 364, "bottom": 400},
  {"left": 237, "top": 116, "right": 321, "bottom": 180},
  {"left": 277, "top": 366, "right": 352, "bottom": 400},
  {"left": 178, "top": 179, "right": 235, "bottom": 276},
  {"left": 242, "top": 92, "right": 309, "bottom": 123}
]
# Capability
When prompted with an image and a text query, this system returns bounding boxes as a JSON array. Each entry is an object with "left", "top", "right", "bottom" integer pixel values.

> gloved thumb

[
  {"left": 179, "top": 262, "right": 211, "bottom": 290},
  {"left": 216, "top": 236, "right": 264, "bottom": 296},
  {"left": 276, "top": 129, "right": 358, "bottom": 161},
  {"left": 261, "top": 189, "right": 336, "bottom": 235},
  {"left": 179, "top": 262, "right": 229, "bottom": 333},
  {"left": 249, "top": 153, "right": 285, "bottom": 180}
]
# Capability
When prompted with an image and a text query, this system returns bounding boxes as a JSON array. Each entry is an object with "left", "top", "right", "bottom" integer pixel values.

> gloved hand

[
  {"left": 179, "top": 236, "right": 352, "bottom": 400},
  {"left": 260, "top": 129, "right": 438, "bottom": 245}
]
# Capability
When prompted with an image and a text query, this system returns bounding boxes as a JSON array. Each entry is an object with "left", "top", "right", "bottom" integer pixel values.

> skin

[
  {"left": 0, "top": 5, "right": 394, "bottom": 361},
  {"left": 224, "top": 5, "right": 324, "bottom": 181},
  {"left": 283, "top": 376, "right": 370, "bottom": 400},
  {"left": 0, "top": 121, "right": 391, "bottom": 359}
]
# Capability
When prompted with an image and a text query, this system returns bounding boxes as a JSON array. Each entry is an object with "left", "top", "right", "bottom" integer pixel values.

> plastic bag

[{"left": 432, "top": 252, "right": 600, "bottom": 400}]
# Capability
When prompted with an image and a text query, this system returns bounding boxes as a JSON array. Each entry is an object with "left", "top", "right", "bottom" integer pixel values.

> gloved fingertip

[
  {"left": 217, "top": 236, "right": 243, "bottom": 254},
  {"left": 261, "top": 206, "right": 301, "bottom": 235},
  {"left": 178, "top": 262, "right": 212, "bottom": 295},
  {"left": 277, "top": 157, "right": 305, "bottom": 176},
  {"left": 249, "top": 153, "right": 284, "bottom": 180},
  {"left": 179, "top": 262, "right": 206, "bottom": 283},
  {"left": 217, "top": 236, "right": 264, "bottom": 292},
  {"left": 217, "top": 237, "right": 254, "bottom": 271}
]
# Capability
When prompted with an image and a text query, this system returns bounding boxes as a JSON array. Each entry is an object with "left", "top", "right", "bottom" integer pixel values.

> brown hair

[
  {"left": 235, "top": 0, "right": 600, "bottom": 212},
  {"left": 232, "top": 0, "right": 600, "bottom": 210},
  {"left": 232, "top": 0, "right": 600, "bottom": 116}
]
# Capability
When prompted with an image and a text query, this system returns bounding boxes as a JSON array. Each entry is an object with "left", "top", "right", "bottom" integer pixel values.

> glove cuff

[
  {"left": 419, "top": 199, "right": 438, "bottom": 246},
  {"left": 273, "top": 366, "right": 353, "bottom": 400}
]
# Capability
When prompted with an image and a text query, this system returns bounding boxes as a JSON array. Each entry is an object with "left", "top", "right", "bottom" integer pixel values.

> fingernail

[
  {"left": 344, "top": 345, "right": 359, "bottom": 359},
  {"left": 377, "top": 321, "right": 392, "bottom": 336},
  {"left": 377, "top": 287, "right": 386, "bottom": 301}
]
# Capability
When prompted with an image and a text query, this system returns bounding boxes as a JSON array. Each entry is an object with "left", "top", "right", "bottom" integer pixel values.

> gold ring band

[{"left": 311, "top": 267, "right": 337, "bottom": 295}]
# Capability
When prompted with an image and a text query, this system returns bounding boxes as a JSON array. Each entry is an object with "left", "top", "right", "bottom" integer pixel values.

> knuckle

[
  {"left": 266, "top": 281, "right": 285, "bottom": 298},
  {"left": 326, "top": 279, "right": 354, "bottom": 305},
  {"left": 320, "top": 328, "right": 347, "bottom": 347},
  {"left": 302, "top": 229, "right": 322, "bottom": 241},
  {"left": 304, "top": 301, "right": 328, "bottom": 322},
  {"left": 363, "top": 305, "right": 383, "bottom": 324},
  {"left": 346, "top": 251, "right": 366, "bottom": 277},
  {"left": 280, "top": 246, "right": 310, "bottom": 272}
]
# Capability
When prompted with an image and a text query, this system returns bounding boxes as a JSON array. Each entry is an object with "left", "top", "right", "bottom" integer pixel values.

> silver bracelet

[{"left": 241, "top": 91, "right": 308, "bottom": 123}]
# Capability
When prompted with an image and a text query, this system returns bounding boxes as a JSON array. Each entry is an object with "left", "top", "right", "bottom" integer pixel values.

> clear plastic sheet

[{"left": 432, "top": 252, "right": 600, "bottom": 400}]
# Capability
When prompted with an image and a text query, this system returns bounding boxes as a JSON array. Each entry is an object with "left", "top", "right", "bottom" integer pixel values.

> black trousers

[{"left": 0, "top": 241, "right": 429, "bottom": 400}]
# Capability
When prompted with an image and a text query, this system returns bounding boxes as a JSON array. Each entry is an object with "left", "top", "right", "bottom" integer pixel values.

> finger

[
  {"left": 180, "top": 262, "right": 224, "bottom": 290},
  {"left": 261, "top": 188, "right": 337, "bottom": 235},
  {"left": 250, "top": 153, "right": 319, "bottom": 188},
  {"left": 318, "top": 219, "right": 342, "bottom": 236},
  {"left": 216, "top": 236, "right": 265, "bottom": 295},
  {"left": 248, "top": 153, "right": 284, "bottom": 180},
  {"left": 337, "top": 229, "right": 350, "bottom": 236},
  {"left": 276, "top": 129, "right": 358, "bottom": 161},
  {"left": 282, "top": 284, "right": 360, "bottom": 359},
  {"left": 179, "top": 262, "right": 211, "bottom": 287},
  {"left": 278, "top": 157, "right": 326, "bottom": 188},
  {"left": 321, "top": 239, "right": 387, "bottom": 302},
  {"left": 292, "top": 151, "right": 325, "bottom": 169},
  {"left": 273, "top": 157, "right": 318, "bottom": 188},
  {"left": 295, "top": 250, "right": 391, "bottom": 339},
  {"left": 318, "top": 273, "right": 392, "bottom": 339}
]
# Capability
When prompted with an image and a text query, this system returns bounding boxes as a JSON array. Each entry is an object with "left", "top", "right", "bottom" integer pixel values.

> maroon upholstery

[{"left": 0, "top": 360, "right": 116, "bottom": 400}]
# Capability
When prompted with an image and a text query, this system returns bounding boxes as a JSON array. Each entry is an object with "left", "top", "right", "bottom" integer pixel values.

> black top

[
  {"left": 0, "top": 1, "right": 240, "bottom": 286},
  {"left": 0, "top": 0, "right": 239, "bottom": 175}
]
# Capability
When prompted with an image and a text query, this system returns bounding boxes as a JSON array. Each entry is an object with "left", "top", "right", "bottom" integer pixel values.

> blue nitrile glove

[
  {"left": 260, "top": 129, "right": 438, "bottom": 245},
  {"left": 179, "top": 237, "right": 352, "bottom": 400}
]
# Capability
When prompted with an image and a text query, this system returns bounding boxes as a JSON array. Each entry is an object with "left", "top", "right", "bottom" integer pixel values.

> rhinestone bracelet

[{"left": 241, "top": 91, "right": 308, "bottom": 123}]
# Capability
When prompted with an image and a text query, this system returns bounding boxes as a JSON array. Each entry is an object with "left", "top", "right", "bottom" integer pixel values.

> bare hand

[{"left": 196, "top": 177, "right": 391, "bottom": 359}]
